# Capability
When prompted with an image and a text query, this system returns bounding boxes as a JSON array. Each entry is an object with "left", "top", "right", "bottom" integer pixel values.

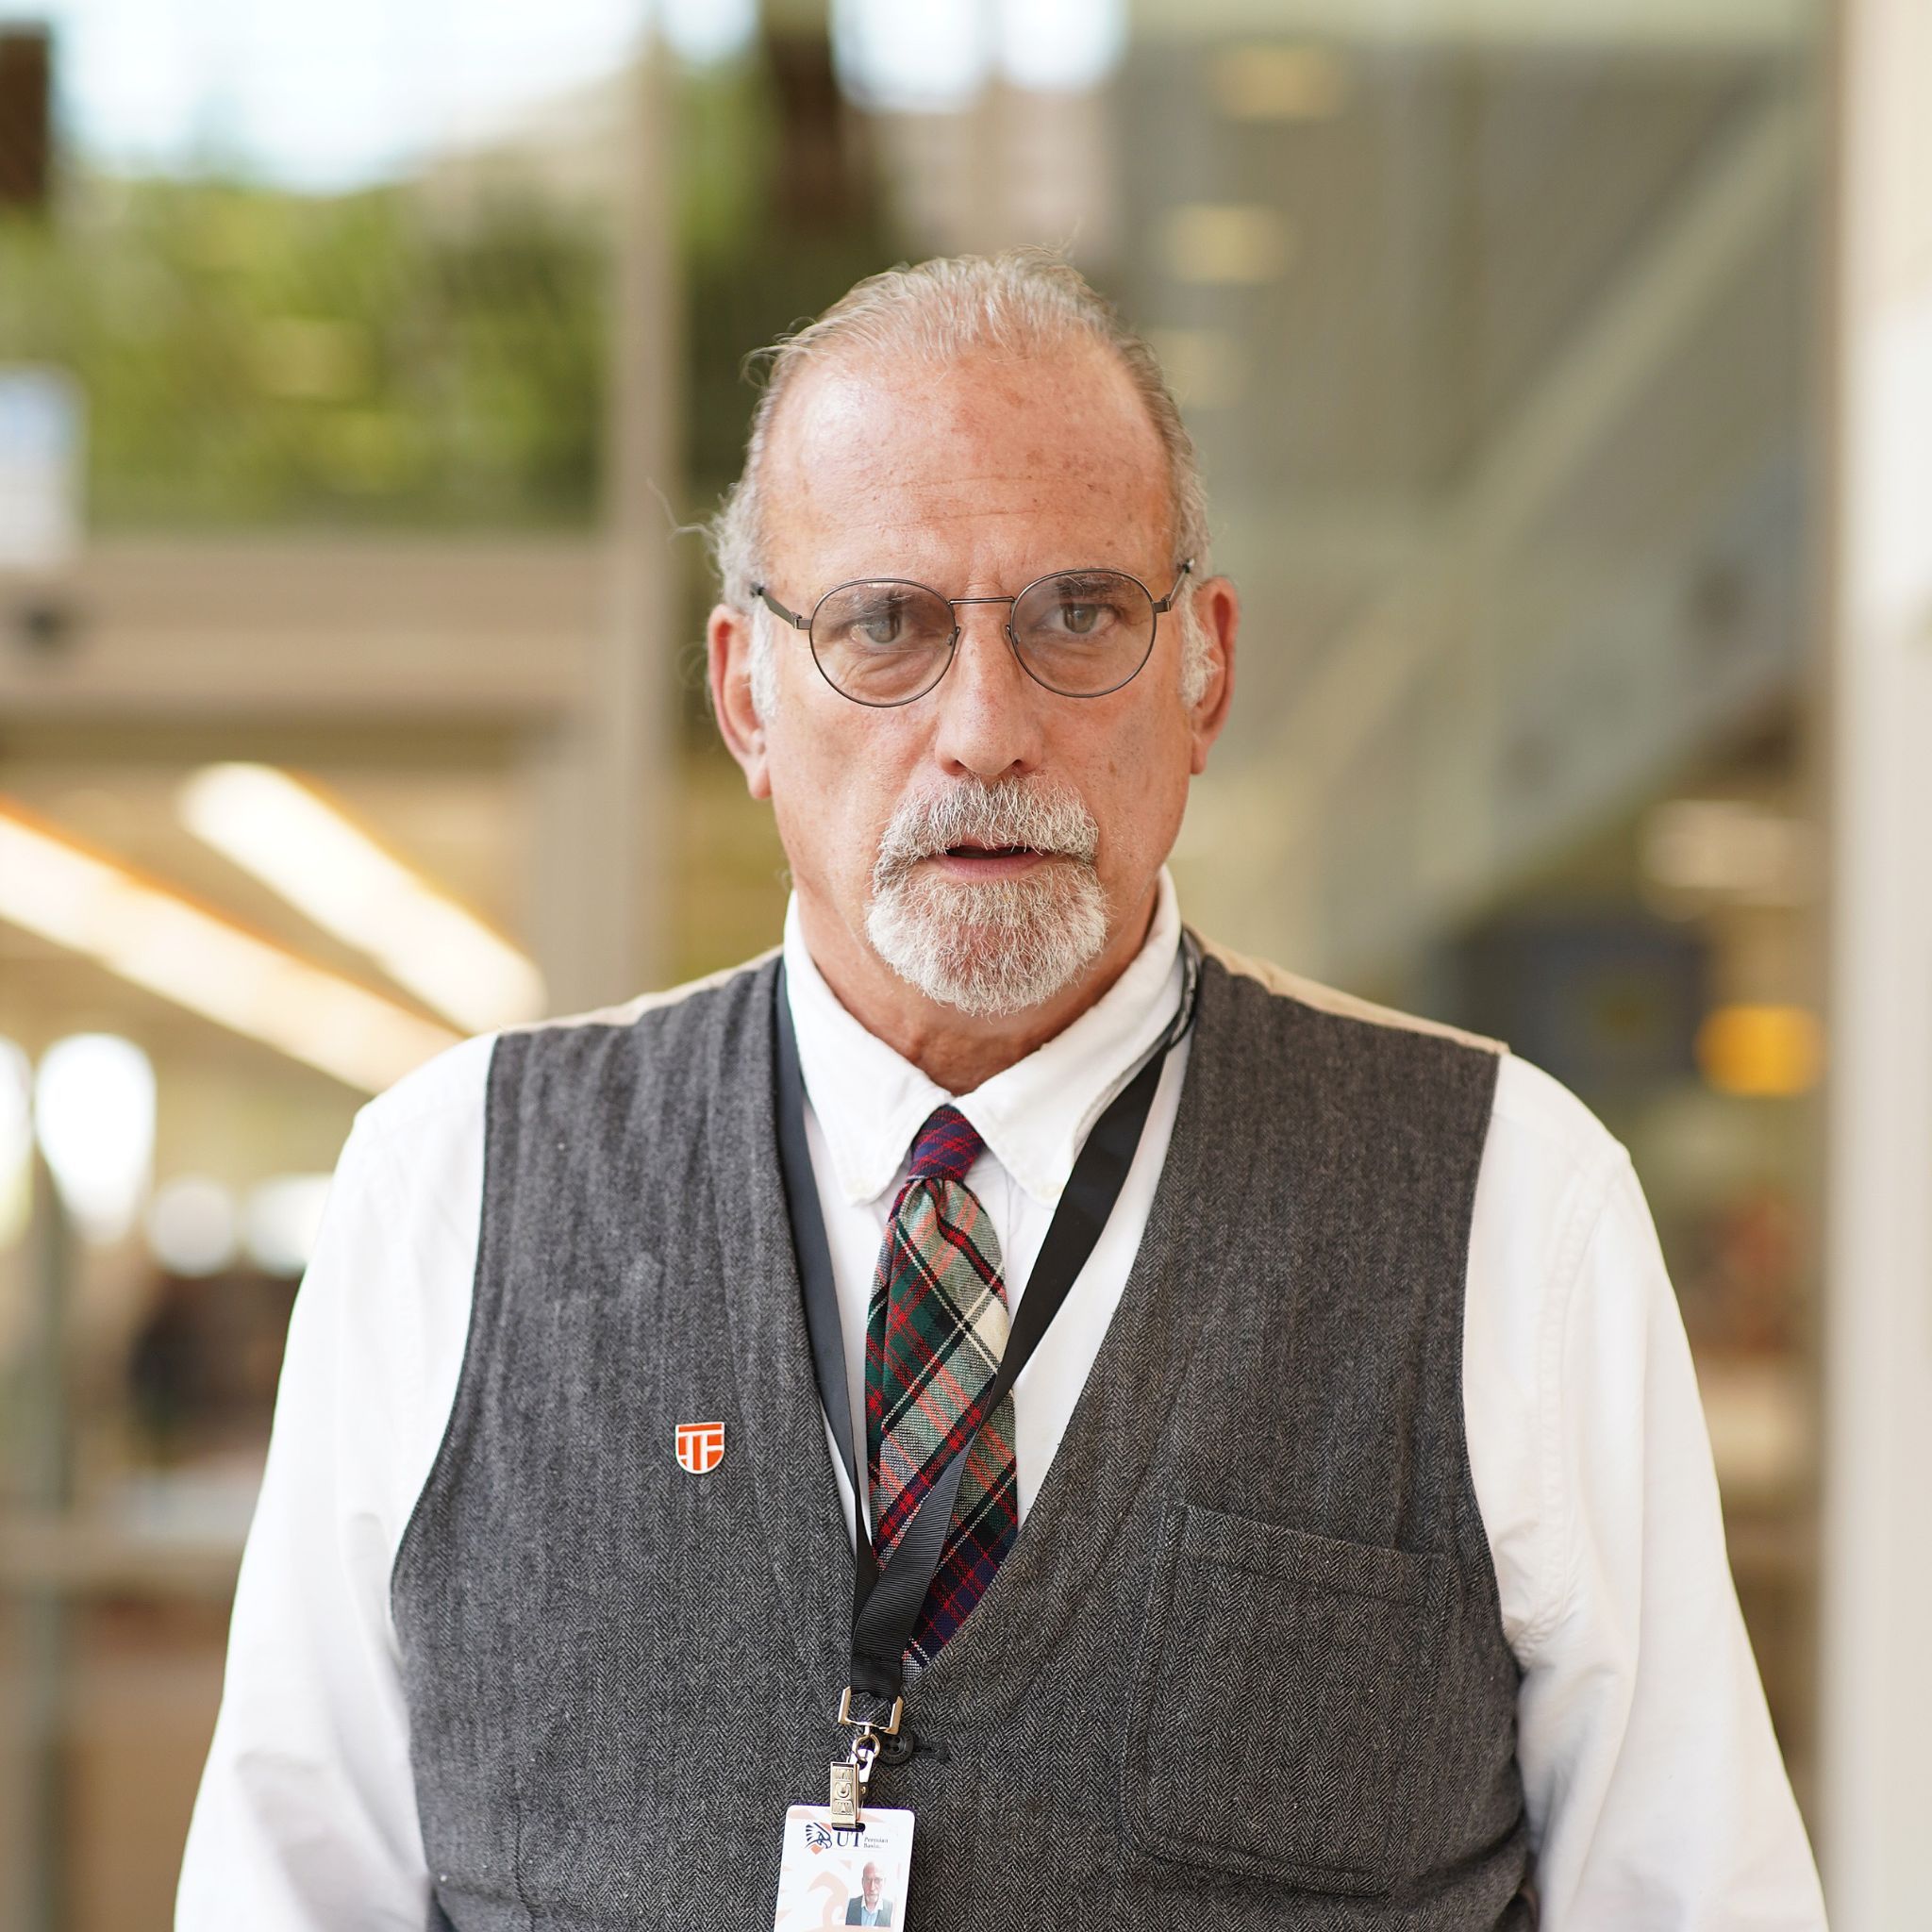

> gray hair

[{"left": 708, "top": 248, "right": 1214, "bottom": 715}]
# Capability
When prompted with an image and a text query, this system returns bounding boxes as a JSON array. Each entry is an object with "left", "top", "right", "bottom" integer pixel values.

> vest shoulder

[
  {"left": 356, "top": 949, "right": 778, "bottom": 1141},
  {"left": 486, "top": 946, "right": 779, "bottom": 1124},
  {"left": 1195, "top": 933, "right": 1507, "bottom": 1057}
]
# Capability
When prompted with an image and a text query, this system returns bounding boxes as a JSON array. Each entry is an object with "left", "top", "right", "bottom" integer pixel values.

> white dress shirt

[{"left": 177, "top": 870, "right": 1825, "bottom": 1930}]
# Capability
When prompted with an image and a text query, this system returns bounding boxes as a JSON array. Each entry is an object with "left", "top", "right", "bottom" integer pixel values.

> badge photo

[{"left": 674, "top": 1420, "right": 725, "bottom": 1474}]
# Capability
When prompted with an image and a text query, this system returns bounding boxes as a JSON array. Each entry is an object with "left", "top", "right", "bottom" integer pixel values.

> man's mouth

[
  {"left": 932, "top": 841, "right": 1051, "bottom": 875},
  {"left": 871, "top": 777, "right": 1100, "bottom": 895}
]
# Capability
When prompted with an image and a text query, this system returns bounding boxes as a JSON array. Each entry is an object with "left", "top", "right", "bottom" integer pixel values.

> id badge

[{"left": 773, "top": 1804, "right": 914, "bottom": 1929}]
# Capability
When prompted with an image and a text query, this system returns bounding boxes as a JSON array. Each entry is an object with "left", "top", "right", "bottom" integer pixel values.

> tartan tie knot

[{"left": 907, "top": 1105, "right": 983, "bottom": 1185}]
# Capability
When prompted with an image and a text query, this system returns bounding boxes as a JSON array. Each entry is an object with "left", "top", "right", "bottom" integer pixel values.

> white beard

[{"left": 864, "top": 777, "right": 1110, "bottom": 1018}]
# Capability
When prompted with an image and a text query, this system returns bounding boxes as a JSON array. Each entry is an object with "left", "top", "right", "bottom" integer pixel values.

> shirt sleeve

[
  {"left": 1514, "top": 1145, "right": 1826, "bottom": 1927},
  {"left": 176, "top": 1039, "right": 489, "bottom": 1930}
]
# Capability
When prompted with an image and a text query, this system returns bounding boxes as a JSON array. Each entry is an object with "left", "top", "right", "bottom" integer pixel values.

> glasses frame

[{"left": 750, "top": 559, "right": 1195, "bottom": 708}]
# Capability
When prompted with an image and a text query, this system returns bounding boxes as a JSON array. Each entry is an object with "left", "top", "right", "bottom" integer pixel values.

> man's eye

[
  {"left": 1042, "top": 600, "right": 1123, "bottom": 640},
  {"left": 856, "top": 612, "right": 902, "bottom": 645}
]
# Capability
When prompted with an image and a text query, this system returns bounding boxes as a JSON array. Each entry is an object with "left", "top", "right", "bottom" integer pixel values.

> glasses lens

[
  {"left": 1009, "top": 571, "right": 1156, "bottom": 695},
  {"left": 810, "top": 582, "right": 955, "bottom": 705}
]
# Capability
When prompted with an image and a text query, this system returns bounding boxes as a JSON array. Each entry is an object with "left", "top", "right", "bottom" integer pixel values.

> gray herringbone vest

[{"left": 392, "top": 949, "right": 1533, "bottom": 1928}]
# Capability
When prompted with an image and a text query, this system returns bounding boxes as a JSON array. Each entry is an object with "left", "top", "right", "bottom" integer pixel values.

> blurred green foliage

[
  {"left": 0, "top": 46, "right": 896, "bottom": 547},
  {"left": 0, "top": 174, "right": 608, "bottom": 530}
]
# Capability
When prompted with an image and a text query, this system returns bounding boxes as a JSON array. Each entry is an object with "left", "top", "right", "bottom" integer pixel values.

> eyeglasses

[{"left": 750, "top": 560, "right": 1193, "bottom": 708}]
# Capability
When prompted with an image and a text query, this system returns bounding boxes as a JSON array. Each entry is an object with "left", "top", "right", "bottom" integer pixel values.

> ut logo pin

[{"left": 674, "top": 1421, "right": 725, "bottom": 1474}]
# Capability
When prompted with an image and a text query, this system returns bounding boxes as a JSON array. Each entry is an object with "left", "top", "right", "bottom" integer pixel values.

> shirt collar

[{"left": 784, "top": 868, "right": 1185, "bottom": 1209}]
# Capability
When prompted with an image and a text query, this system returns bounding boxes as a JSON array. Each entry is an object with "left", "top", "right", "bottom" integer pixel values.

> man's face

[
  {"left": 711, "top": 341, "right": 1235, "bottom": 1033},
  {"left": 862, "top": 1864, "right": 881, "bottom": 1905}
]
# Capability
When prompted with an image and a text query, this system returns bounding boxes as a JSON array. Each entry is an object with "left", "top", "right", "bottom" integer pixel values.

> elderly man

[
  {"left": 847, "top": 1861, "right": 893, "bottom": 1924},
  {"left": 179, "top": 253, "right": 1824, "bottom": 1929}
]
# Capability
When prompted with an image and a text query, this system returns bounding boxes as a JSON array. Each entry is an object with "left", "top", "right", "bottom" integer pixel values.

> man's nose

[{"left": 926, "top": 602, "right": 1044, "bottom": 780}]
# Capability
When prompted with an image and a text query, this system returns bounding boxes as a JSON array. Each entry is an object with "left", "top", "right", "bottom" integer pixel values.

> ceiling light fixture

[
  {"left": 0, "top": 799, "right": 458, "bottom": 1094},
  {"left": 178, "top": 763, "right": 544, "bottom": 1034}
]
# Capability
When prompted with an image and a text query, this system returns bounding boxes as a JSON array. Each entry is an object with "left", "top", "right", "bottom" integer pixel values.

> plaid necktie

[{"left": 865, "top": 1105, "right": 1019, "bottom": 1666}]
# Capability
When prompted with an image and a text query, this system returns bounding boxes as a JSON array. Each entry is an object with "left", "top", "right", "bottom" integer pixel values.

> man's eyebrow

[{"left": 1041, "top": 569, "right": 1137, "bottom": 593}]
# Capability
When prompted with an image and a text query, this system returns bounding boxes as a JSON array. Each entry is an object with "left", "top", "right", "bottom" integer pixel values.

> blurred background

[{"left": 0, "top": 0, "right": 1926, "bottom": 1925}]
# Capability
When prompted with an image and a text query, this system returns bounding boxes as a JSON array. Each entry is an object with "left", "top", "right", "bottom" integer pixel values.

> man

[
  {"left": 179, "top": 252, "right": 1825, "bottom": 1927},
  {"left": 847, "top": 1861, "right": 893, "bottom": 1924}
]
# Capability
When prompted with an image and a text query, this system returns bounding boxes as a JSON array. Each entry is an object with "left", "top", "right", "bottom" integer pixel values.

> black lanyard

[{"left": 773, "top": 939, "right": 1199, "bottom": 1714}]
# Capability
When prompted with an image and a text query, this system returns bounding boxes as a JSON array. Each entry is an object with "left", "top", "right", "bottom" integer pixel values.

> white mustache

[{"left": 873, "top": 778, "right": 1100, "bottom": 880}]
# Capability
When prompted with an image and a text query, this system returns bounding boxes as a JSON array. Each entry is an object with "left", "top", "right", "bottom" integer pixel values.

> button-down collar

[{"left": 783, "top": 868, "right": 1185, "bottom": 1209}]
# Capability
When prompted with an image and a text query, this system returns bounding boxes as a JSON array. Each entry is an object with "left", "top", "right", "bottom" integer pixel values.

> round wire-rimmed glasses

[{"left": 750, "top": 560, "right": 1194, "bottom": 708}]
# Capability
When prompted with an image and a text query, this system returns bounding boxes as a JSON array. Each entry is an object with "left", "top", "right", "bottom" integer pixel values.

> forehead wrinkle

[
  {"left": 791, "top": 449, "right": 1160, "bottom": 536},
  {"left": 809, "top": 505, "right": 1164, "bottom": 594},
  {"left": 855, "top": 489, "right": 1108, "bottom": 530},
  {"left": 801, "top": 461, "right": 1136, "bottom": 526}
]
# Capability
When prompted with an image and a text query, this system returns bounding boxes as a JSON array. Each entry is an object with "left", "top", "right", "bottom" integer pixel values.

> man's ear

[
  {"left": 1187, "top": 575, "right": 1239, "bottom": 774},
  {"left": 708, "top": 602, "right": 771, "bottom": 801}
]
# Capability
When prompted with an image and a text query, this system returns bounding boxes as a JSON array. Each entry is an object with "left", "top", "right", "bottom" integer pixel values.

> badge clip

[{"left": 830, "top": 1689, "right": 904, "bottom": 1827}]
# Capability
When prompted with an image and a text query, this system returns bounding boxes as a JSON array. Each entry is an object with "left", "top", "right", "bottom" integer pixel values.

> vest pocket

[{"left": 1121, "top": 1500, "right": 1448, "bottom": 1894}]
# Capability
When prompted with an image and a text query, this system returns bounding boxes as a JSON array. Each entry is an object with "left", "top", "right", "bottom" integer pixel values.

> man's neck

[{"left": 797, "top": 883, "right": 1160, "bottom": 1094}]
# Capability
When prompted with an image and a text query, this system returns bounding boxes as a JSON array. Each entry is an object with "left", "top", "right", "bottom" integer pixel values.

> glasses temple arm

[
  {"left": 751, "top": 585, "right": 810, "bottom": 631},
  {"left": 1152, "top": 559, "right": 1194, "bottom": 614}
]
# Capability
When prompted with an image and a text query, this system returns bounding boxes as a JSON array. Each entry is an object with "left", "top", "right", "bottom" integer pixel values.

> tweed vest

[{"left": 391, "top": 946, "right": 1534, "bottom": 1929}]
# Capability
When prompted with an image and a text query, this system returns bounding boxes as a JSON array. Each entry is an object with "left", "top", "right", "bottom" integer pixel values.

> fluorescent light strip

[
  {"left": 0, "top": 801, "right": 459, "bottom": 1094},
  {"left": 178, "top": 764, "right": 545, "bottom": 1034}
]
